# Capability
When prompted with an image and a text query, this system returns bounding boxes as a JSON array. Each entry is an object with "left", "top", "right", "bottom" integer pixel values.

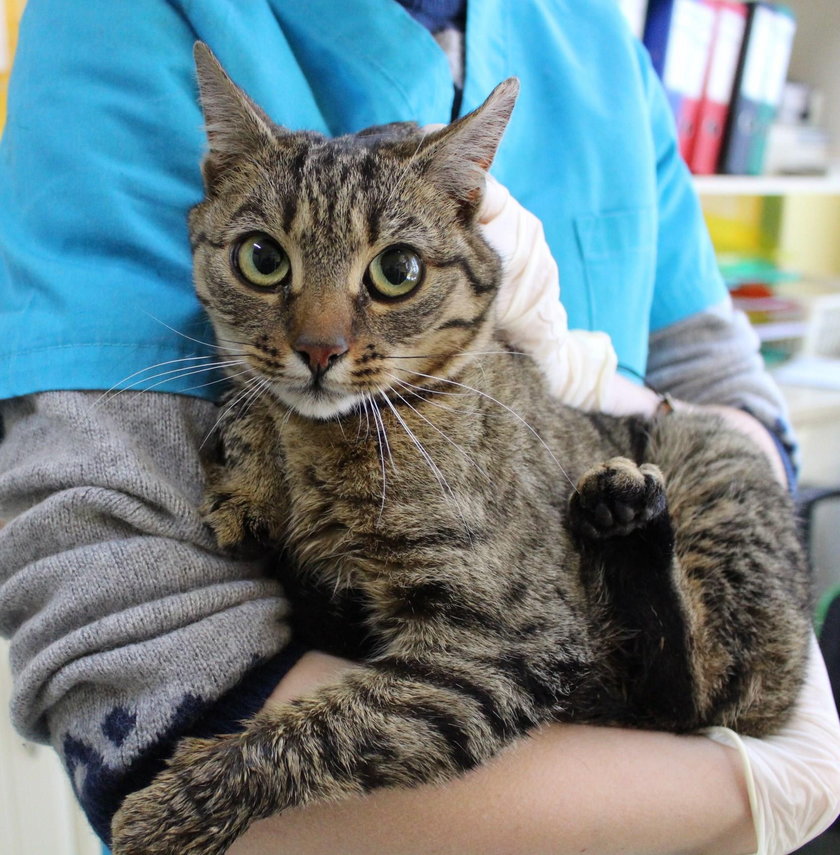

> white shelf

[{"left": 694, "top": 173, "right": 840, "bottom": 196}]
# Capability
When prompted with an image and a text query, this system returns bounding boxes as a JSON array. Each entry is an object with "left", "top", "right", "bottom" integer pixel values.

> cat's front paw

[
  {"left": 569, "top": 457, "right": 666, "bottom": 540},
  {"left": 111, "top": 735, "right": 255, "bottom": 855},
  {"left": 200, "top": 482, "right": 284, "bottom": 552}
]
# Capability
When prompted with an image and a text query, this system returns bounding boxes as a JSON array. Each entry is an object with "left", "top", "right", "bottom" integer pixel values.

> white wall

[
  {"left": 786, "top": 0, "right": 840, "bottom": 161},
  {"left": 0, "top": 639, "right": 100, "bottom": 855}
]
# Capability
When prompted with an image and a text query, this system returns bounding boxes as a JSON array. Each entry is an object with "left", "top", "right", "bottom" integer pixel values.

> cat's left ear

[
  {"left": 418, "top": 78, "right": 520, "bottom": 211},
  {"left": 193, "top": 42, "right": 279, "bottom": 192}
]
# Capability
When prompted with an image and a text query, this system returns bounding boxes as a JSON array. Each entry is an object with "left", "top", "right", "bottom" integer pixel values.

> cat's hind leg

[{"left": 568, "top": 457, "right": 699, "bottom": 730}]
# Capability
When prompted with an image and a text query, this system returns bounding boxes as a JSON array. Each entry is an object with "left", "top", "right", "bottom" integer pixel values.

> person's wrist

[
  {"left": 264, "top": 650, "right": 357, "bottom": 708},
  {"left": 603, "top": 373, "right": 661, "bottom": 417}
]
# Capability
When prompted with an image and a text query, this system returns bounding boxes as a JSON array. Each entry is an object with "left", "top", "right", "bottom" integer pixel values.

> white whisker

[
  {"left": 136, "top": 364, "right": 251, "bottom": 398},
  {"left": 355, "top": 395, "right": 371, "bottom": 442},
  {"left": 240, "top": 374, "right": 273, "bottom": 420},
  {"left": 393, "top": 368, "right": 578, "bottom": 493},
  {"left": 140, "top": 310, "right": 244, "bottom": 352},
  {"left": 280, "top": 401, "right": 295, "bottom": 427},
  {"left": 199, "top": 373, "right": 264, "bottom": 450},
  {"left": 385, "top": 350, "right": 528, "bottom": 360},
  {"left": 363, "top": 394, "right": 373, "bottom": 440},
  {"left": 94, "top": 358, "right": 246, "bottom": 408},
  {"left": 389, "top": 387, "right": 490, "bottom": 482},
  {"left": 368, "top": 393, "right": 389, "bottom": 522},
  {"left": 372, "top": 397, "right": 396, "bottom": 473},
  {"left": 390, "top": 376, "right": 540, "bottom": 421},
  {"left": 385, "top": 375, "right": 469, "bottom": 399},
  {"left": 386, "top": 376, "right": 480, "bottom": 419},
  {"left": 94, "top": 355, "right": 223, "bottom": 402},
  {"left": 378, "top": 389, "right": 474, "bottom": 543},
  {"left": 158, "top": 366, "right": 255, "bottom": 399}
]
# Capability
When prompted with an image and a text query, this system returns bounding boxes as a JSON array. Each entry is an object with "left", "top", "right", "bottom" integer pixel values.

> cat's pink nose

[{"left": 294, "top": 336, "right": 349, "bottom": 377}]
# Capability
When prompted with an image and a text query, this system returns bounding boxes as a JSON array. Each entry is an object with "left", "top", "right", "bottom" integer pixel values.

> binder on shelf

[
  {"left": 644, "top": 0, "right": 718, "bottom": 162},
  {"left": 643, "top": 0, "right": 677, "bottom": 77},
  {"left": 689, "top": 1, "right": 749, "bottom": 174},
  {"left": 616, "top": 0, "right": 650, "bottom": 38},
  {"left": 750, "top": 5, "right": 796, "bottom": 174},
  {"left": 719, "top": 2, "right": 797, "bottom": 175}
]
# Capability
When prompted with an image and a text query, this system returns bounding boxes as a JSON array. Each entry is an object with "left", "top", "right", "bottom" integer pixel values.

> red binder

[
  {"left": 689, "top": 1, "right": 749, "bottom": 174},
  {"left": 655, "top": 0, "right": 718, "bottom": 163}
]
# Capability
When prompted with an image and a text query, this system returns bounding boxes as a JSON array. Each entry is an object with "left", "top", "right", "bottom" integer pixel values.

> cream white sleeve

[{"left": 480, "top": 175, "right": 617, "bottom": 410}]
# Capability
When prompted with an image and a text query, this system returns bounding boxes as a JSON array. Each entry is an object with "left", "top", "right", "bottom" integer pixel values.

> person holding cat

[{"left": 0, "top": 1, "right": 838, "bottom": 854}]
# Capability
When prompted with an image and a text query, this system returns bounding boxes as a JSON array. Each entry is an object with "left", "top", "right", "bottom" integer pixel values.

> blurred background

[{"left": 1, "top": 0, "right": 839, "bottom": 852}]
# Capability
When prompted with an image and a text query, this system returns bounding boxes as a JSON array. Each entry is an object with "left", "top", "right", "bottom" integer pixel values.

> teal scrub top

[{"left": 0, "top": 0, "right": 726, "bottom": 400}]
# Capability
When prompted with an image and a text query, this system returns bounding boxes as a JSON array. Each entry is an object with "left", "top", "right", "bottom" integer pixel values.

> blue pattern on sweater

[{"left": 101, "top": 707, "right": 137, "bottom": 747}]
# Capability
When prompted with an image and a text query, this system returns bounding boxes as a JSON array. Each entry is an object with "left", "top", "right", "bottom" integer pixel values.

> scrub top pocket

[{"left": 574, "top": 206, "right": 657, "bottom": 377}]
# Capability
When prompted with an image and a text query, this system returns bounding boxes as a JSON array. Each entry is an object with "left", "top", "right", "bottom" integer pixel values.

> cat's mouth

[{"left": 270, "top": 378, "right": 362, "bottom": 421}]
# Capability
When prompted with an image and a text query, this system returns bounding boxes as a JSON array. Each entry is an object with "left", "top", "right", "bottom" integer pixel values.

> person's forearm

[
  {"left": 605, "top": 374, "right": 787, "bottom": 485},
  {"left": 231, "top": 720, "right": 754, "bottom": 855},
  {"left": 643, "top": 300, "right": 796, "bottom": 486},
  {"left": 225, "top": 652, "right": 754, "bottom": 855},
  {"left": 691, "top": 403, "right": 787, "bottom": 486},
  {"left": 0, "top": 391, "right": 294, "bottom": 841}
]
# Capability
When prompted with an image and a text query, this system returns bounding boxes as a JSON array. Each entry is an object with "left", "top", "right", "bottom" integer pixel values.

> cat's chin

[{"left": 273, "top": 387, "right": 361, "bottom": 422}]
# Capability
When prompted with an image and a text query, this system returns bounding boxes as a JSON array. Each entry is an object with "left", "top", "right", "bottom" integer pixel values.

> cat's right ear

[
  {"left": 417, "top": 78, "right": 520, "bottom": 213},
  {"left": 193, "top": 42, "right": 278, "bottom": 193}
]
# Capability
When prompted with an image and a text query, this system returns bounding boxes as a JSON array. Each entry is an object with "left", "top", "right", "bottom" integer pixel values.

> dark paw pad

[{"left": 569, "top": 457, "right": 666, "bottom": 540}]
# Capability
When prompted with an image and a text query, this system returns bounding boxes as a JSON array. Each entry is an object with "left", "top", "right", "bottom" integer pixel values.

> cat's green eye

[
  {"left": 234, "top": 233, "right": 291, "bottom": 288},
  {"left": 366, "top": 246, "right": 424, "bottom": 300}
]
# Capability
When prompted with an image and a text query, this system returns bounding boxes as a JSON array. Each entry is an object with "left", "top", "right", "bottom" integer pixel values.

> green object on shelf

[
  {"left": 761, "top": 346, "right": 795, "bottom": 366},
  {"left": 718, "top": 254, "right": 799, "bottom": 287},
  {"left": 815, "top": 584, "right": 840, "bottom": 636}
]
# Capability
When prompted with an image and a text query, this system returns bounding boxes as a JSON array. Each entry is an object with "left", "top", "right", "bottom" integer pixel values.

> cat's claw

[{"left": 569, "top": 457, "right": 666, "bottom": 540}]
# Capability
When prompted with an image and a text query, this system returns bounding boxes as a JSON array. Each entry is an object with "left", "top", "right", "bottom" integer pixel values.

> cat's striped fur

[{"left": 110, "top": 44, "right": 811, "bottom": 855}]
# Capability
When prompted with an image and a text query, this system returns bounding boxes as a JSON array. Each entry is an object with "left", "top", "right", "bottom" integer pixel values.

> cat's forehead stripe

[{"left": 231, "top": 198, "right": 269, "bottom": 224}]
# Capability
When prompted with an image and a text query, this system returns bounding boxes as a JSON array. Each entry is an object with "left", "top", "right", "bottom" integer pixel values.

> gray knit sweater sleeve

[
  {"left": 0, "top": 390, "right": 299, "bottom": 841},
  {"left": 646, "top": 298, "right": 797, "bottom": 474}
]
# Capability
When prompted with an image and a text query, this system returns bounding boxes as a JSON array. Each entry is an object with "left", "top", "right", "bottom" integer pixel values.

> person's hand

[
  {"left": 477, "top": 174, "right": 617, "bottom": 410},
  {"left": 706, "top": 635, "right": 840, "bottom": 855}
]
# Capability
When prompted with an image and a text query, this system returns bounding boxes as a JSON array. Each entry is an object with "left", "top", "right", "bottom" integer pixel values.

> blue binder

[
  {"left": 719, "top": 2, "right": 796, "bottom": 175},
  {"left": 643, "top": 0, "right": 679, "bottom": 77}
]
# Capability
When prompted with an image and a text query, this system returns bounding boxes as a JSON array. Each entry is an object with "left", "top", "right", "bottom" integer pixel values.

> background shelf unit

[{"left": 695, "top": 173, "right": 840, "bottom": 197}]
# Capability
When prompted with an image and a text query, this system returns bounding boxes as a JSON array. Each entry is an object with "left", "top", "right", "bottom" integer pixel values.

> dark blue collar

[{"left": 395, "top": 0, "right": 466, "bottom": 32}]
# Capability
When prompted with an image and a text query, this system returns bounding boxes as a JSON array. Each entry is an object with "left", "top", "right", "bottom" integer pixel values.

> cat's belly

[{"left": 277, "top": 410, "right": 596, "bottom": 663}]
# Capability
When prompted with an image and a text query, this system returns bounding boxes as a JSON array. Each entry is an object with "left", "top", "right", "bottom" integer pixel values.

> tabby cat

[{"left": 111, "top": 43, "right": 811, "bottom": 855}]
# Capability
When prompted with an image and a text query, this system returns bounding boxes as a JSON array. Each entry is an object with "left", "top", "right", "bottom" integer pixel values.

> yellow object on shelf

[
  {"left": 779, "top": 196, "right": 840, "bottom": 279},
  {"left": 0, "top": 0, "right": 26, "bottom": 137},
  {"left": 702, "top": 195, "right": 784, "bottom": 261},
  {"left": 701, "top": 192, "right": 840, "bottom": 280}
]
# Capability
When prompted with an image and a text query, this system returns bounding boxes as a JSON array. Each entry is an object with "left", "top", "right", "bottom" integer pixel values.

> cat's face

[{"left": 190, "top": 44, "right": 518, "bottom": 420}]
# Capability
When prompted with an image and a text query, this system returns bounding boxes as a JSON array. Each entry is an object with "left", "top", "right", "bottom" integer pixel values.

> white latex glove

[
  {"left": 478, "top": 174, "right": 618, "bottom": 410},
  {"left": 706, "top": 635, "right": 840, "bottom": 855}
]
